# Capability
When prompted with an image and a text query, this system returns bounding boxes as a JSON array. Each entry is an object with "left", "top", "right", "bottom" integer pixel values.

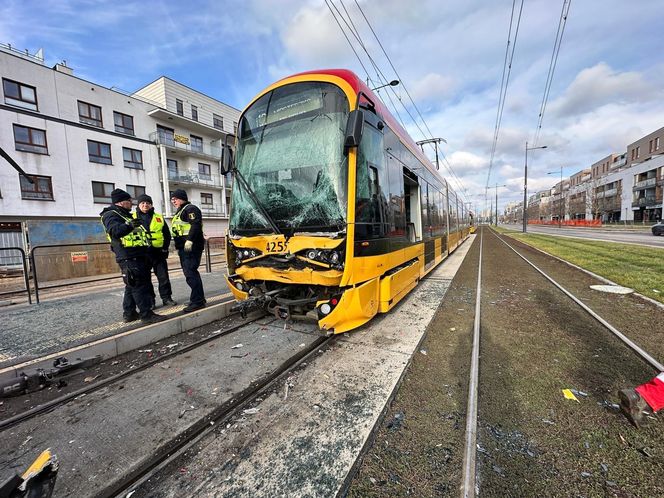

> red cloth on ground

[{"left": 636, "top": 375, "right": 664, "bottom": 412}]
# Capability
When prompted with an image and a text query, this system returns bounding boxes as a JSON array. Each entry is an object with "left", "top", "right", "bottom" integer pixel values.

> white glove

[{"left": 184, "top": 240, "right": 194, "bottom": 252}]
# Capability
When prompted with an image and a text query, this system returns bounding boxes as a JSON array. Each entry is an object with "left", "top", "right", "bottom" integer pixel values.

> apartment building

[
  {"left": 0, "top": 44, "right": 240, "bottom": 250},
  {"left": 626, "top": 126, "right": 664, "bottom": 168}
]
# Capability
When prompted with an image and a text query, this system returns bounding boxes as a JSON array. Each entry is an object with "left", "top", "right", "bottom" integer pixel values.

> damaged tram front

[{"left": 224, "top": 75, "right": 357, "bottom": 332}]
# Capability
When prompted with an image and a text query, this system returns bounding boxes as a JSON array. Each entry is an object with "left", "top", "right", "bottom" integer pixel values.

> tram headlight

[
  {"left": 320, "top": 303, "right": 332, "bottom": 315},
  {"left": 306, "top": 250, "right": 318, "bottom": 260},
  {"left": 329, "top": 251, "right": 340, "bottom": 264}
]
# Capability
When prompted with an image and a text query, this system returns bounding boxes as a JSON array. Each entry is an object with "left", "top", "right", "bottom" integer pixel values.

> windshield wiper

[{"left": 234, "top": 168, "right": 282, "bottom": 235}]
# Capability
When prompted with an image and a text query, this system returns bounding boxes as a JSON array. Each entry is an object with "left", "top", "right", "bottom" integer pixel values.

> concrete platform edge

[{"left": 0, "top": 301, "right": 234, "bottom": 382}]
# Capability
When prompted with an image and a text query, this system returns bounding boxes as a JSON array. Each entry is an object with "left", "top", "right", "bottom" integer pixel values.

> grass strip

[{"left": 493, "top": 226, "right": 664, "bottom": 303}]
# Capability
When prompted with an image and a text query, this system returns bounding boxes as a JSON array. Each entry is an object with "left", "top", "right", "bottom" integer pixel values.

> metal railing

[
  {"left": 0, "top": 247, "right": 31, "bottom": 304},
  {"left": 161, "top": 168, "right": 224, "bottom": 188},
  {"left": 150, "top": 132, "right": 221, "bottom": 160},
  {"left": 631, "top": 196, "right": 657, "bottom": 208},
  {"left": 633, "top": 177, "right": 657, "bottom": 189},
  {"left": 26, "top": 239, "right": 227, "bottom": 304}
]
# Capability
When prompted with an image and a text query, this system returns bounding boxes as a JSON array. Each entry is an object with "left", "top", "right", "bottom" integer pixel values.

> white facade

[{"left": 0, "top": 46, "right": 241, "bottom": 238}]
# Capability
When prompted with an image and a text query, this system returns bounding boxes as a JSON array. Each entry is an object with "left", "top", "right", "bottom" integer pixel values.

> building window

[
  {"left": 636, "top": 146, "right": 640, "bottom": 159},
  {"left": 233, "top": 121, "right": 238, "bottom": 135},
  {"left": 157, "top": 125, "right": 174, "bottom": 146},
  {"left": 201, "top": 193, "right": 213, "bottom": 206},
  {"left": 126, "top": 184, "right": 145, "bottom": 201},
  {"left": 123, "top": 147, "right": 143, "bottom": 169},
  {"left": 88, "top": 140, "right": 112, "bottom": 164},
  {"left": 656, "top": 137, "right": 660, "bottom": 151},
  {"left": 3, "top": 78, "right": 38, "bottom": 111},
  {"left": 167, "top": 159, "right": 178, "bottom": 179},
  {"left": 213, "top": 114, "right": 223, "bottom": 130},
  {"left": 198, "top": 162, "right": 211, "bottom": 180},
  {"left": 191, "top": 105, "right": 198, "bottom": 121},
  {"left": 20, "top": 174, "right": 53, "bottom": 200},
  {"left": 113, "top": 112, "right": 134, "bottom": 135},
  {"left": 13, "top": 124, "right": 47, "bottom": 154},
  {"left": 92, "top": 181, "right": 115, "bottom": 203},
  {"left": 176, "top": 99, "right": 183, "bottom": 116},
  {"left": 78, "top": 100, "right": 103, "bottom": 127},
  {"left": 190, "top": 134, "right": 203, "bottom": 152}
]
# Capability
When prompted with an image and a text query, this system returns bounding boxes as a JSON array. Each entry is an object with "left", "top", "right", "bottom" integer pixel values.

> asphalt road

[{"left": 502, "top": 223, "right": 664, "bottom": 248}]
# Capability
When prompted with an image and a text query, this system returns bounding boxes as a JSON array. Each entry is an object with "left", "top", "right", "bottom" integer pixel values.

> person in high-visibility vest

[
  {"left": 100, "top": 189, "right": 166, "bottom": 324},
  {"left": 171, "top": 189, "right": 206, "bottom": 312},
  {"left": 134, "top": 194, "right": 176, "bottom": 308}
]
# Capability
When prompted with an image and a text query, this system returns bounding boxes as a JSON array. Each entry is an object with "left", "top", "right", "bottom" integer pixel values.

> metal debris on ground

[
  {"left": 570, "top": 389, "right": 588, "bottom": 397},
  {"left": 231, "top": 344, "right": 244, "bottom": 349},
  {"left": 83, "top": 375, "right": 100, "bottom": 383},
  {"left": 386, "top": 411, "right": 405, "bottom": 431},
  {"left": 562, "top": 389, "right": 580, "bottom": 402},
  {"left": 597, "top": 400, "right": 619, "bottom": 410},
  {"left": 581, "top": 471, "right": 592, "bottom": 478},
  {"left": 541, "top": 419, "right": 555, "bottom": 425},
  {"left": 420, "top": 349, "right": 428, "bottom": 355},
  {"left": 242, "top": 408, "right": 260, "bottom": 415}
]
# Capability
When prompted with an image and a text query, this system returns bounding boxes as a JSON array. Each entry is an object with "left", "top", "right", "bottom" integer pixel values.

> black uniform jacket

[
  {"left": 173, "top": 202, "right": 205, "bottom": 252},
  {"left": 100, "top": 205, "right": 147, "bottom": 262}
]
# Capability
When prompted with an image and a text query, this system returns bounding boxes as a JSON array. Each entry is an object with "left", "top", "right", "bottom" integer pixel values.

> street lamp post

[
  {"left": 494, "top": 183, "right": 507, "bottom": 226},
  {"left": 371, "top": 79, "right": 399, "bottom": 91},
  {"left": 523, "top": 142, "right": 548, "bottom": 233},
  {"left": 547, "top": 166, "right": 564, "bottom": 227}
]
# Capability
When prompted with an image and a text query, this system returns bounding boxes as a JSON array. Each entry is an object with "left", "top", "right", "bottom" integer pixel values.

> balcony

[
  {"left": 596, "top": 188, "right": 617, "bottom": 199},
  {"left": 150, "top": 131, "right": 221, "bottom": 161},
  {"left": 200, "top": 204, "right": 229, "bottom": 218},
  {"left": 633, "top": 177, "right": 657, "bottom": 189},
  {"left": 160, "top": 168, "right": 225, "bottom": 189},
  {"left": 632, "top": 196, "right": 657, "bottom": 208}
]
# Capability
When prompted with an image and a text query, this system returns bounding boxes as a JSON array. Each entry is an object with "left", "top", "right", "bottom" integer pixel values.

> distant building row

[{"left": 504, "top": 126, "right": 664, "bottom": 224}]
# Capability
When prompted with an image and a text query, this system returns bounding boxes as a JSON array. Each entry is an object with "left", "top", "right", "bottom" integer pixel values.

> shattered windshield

[{"left": 230, "top": 82, "right": 349, "bottom": 235}]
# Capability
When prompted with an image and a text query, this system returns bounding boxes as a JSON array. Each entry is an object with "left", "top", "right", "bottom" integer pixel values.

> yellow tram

[{"left": 222, "top": 69, "right": 470, "bottom": 333}]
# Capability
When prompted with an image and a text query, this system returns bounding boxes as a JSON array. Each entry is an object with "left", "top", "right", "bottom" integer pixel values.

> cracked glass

[{"left": 230, "top": 82, "right": 349, "bottom": 236}]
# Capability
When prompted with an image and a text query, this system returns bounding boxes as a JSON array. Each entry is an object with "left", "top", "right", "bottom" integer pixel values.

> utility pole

[{"left": 547, "top": 165, "right": 564, "bottom": 227}]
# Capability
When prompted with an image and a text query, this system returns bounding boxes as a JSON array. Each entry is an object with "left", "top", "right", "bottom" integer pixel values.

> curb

[{"left": 0, "top": 300, "right": 237, "bottom": 383}]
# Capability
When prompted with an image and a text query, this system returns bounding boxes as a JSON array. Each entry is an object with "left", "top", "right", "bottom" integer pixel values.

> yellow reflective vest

[
  {"left": 171, "top": 209, "right": 193, "bottom": 237},
  {"left": 133, "top": 211, "right": 166, "bottom": 248},
  {"left": 101, "top": 211, "right": 150, "bottom": 248}
]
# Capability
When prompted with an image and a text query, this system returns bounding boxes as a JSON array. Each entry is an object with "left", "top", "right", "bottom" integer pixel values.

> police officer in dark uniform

[
  {"left": 134, "top": 194, "right": 176, "bottom": 307},
  {"left": 170, "top": 189, "right": 206, "bottom": 312},
  {"left": 100, "top": 188, "right": 166, "bottom": 323}
]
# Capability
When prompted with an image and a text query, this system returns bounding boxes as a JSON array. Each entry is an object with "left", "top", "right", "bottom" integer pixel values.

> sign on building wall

[
  {"left": 70, "top": 251, "right": 89, "bottom": 263},
  {"left": 174, "top": 134, "right": 190, "bottom": 145}
]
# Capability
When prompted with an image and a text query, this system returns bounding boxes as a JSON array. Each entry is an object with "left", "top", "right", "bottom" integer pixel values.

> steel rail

[
  {"left": 461, "top": 226, "right": 483, "bottom": 498},
  {"left": 106, "top": 334, "right": 334, "bottom": 498},
  {"left": 491, "top": 229, "right": 664, "bottom": 372},
  {"left": 0, "top": 298, "right": 246, "bottom": 431}
]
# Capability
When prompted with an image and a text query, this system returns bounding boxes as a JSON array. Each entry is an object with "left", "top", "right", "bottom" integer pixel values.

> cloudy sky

[{"left": 2, "top": 0, "right": 663, "bottom": 213}]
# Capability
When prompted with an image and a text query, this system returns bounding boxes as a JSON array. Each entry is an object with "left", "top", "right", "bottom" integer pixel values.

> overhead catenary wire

[
  {"left": 351, "top": 0, "right": 468, "bottom": 202},
  {"left": 533, "top": 0, "right": 572, "bottom": 146},
  {"left": 486, "top": 0, "right": 524, "bottom": 189}
]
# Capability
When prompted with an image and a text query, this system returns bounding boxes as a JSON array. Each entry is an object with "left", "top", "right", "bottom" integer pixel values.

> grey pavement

[
  {"left": 1, "top": 270, "right": 231, "bottom": 367},
  {"left": 503, "top": 223, "right": 664, "bottom": 248}
]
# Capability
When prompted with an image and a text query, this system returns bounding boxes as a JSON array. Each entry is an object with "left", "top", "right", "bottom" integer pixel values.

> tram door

[{"left": 403, "top": 173, "right": 421, "bottom": 243}]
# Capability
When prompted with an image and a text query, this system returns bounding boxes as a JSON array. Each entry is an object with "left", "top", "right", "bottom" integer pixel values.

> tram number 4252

[{"left": 266, "top": 241, "right": 287, "bottom": 253}]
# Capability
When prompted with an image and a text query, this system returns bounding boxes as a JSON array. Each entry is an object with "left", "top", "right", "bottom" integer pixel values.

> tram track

[
  {"left": 105, "top": 333, "right": 334, "bottom": 498},
  {"left": 459, "top": 226, "right": 663, "bottom": 496},
  {"left": 0, "top": 303, "right": 259, "bottom": 431}
]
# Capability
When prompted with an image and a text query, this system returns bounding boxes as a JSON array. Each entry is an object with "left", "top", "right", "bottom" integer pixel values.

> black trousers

[
  {"left": 178, "top": 249, "right": 205, "bottom": 305},
  {"left": 118, "top": 257, "right": 153, "bottom": 319},
  {"left": 147, "top": 255, "right": 173, "bottom": 301}
]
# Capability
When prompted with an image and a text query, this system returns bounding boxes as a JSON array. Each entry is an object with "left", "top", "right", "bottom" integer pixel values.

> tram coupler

[{"left": 0, "top": 355, "right": 102, "bottom": 398}]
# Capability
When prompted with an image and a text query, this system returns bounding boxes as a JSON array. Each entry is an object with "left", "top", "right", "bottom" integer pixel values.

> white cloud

[
  {"left": 409, "top": 73, "right": 456, "bottom": 106},
  {"left": 548, "top": 63, "right": 659, "bottom": 118}
]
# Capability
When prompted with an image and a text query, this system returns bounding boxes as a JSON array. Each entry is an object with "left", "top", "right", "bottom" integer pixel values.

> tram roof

[{"left": 283, "top": 69, "right": 447, "bottom": 188}]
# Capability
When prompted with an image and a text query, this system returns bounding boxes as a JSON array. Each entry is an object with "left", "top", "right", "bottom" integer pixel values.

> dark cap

[
  {"left": 171, "top": 189, "right": 188, "bottom": 201},
  {"left": 136, "top": 194, "right": 153, "bottom": 204},
  {"left": 111, "top": 188, "right": 131, "bottom": 203}
]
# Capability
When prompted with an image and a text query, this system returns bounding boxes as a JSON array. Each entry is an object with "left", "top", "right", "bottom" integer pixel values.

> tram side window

[
  {"left": 386, "top": 147, "right": 406, "bottom": 238},
  {"left": 440, "top": 190, "right": 448, "bottom": 233},
  {"left": 421, "top": 182, "right": 430, "bottom": 237},
  {"left": 355, "top": 124, "right": 388, "bottom": 238}
]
